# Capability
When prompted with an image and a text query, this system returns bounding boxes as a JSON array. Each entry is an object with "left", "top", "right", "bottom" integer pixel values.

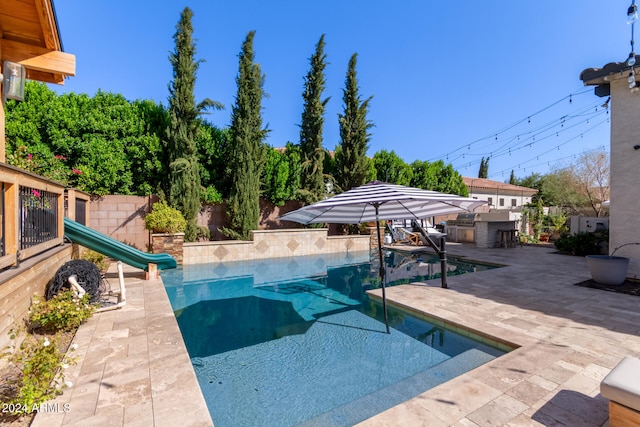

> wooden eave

[{"left": 0, "top": 0, "right": 75, "bottom": 85}]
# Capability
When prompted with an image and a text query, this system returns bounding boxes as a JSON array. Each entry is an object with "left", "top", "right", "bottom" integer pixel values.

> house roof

[
  {"left": 463, "top": 177, "right": 537, "bottom": 196},
  {"left": 0, "top": 0, "right": 75, "bottom": 85}
]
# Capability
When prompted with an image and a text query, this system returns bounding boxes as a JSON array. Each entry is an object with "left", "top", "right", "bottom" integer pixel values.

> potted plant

[
  {"left": 145, "top": 201, "right": 186, "bottom": 260},
  {"left": 586, "top": 242, "right": 640, "bottom": 285}
]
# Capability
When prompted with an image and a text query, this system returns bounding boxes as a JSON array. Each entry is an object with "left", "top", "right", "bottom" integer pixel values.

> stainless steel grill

[{"left": 446, "top": 213, "right": 479, "bottom": 227}]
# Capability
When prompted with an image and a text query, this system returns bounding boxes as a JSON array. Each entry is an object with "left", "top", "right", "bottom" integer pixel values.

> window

[
  {"left": 511, "top": 198, "right": 517, "bottom": 207},
  {"left": 487, "top": 197, "right": 493, "bottom": 206},
  {"left": 499, "top": 198, "right": 504, "bottom": 207}
]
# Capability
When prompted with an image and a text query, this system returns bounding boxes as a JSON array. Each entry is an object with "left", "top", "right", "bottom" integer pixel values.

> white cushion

[{"left": 601, "top": 356, "right": 640, "bottom": 412}]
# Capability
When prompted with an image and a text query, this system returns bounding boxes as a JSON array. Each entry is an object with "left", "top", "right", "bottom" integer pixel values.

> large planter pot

[{"left": 585, "top": 255, "right": 630, "bottom": 285}]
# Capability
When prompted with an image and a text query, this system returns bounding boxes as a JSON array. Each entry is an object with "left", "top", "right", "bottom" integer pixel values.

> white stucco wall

[
  {"left": 609, "top": 78, "right": 640, "bottom": 279},
  {"left": 467, "top": 192, "right": 533, "bottom": 209}
]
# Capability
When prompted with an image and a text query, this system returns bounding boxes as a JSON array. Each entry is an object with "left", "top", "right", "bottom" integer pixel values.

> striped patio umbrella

[{"left": 279, "top": 181, "right": 487, "bottom": 333}]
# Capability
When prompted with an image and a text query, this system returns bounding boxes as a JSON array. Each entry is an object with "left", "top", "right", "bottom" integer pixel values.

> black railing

[{"left": 19, "top": 186, "right": 58, "bottom": 250}]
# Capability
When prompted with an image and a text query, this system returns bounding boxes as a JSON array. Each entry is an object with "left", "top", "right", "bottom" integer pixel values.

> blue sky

[{"left": 51, "top": 1, "right": 629, "bottom": 181}]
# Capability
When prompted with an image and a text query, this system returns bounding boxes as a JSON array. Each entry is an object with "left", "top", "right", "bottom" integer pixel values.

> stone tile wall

[
  {"left": 151, "top": 233, "right": 184, "bottom": 264},
  {"left": 183, "top": 228, "right": 370, "bottom": 264}
]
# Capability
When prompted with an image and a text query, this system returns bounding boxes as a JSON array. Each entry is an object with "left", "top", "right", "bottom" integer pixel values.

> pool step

[
  {"left": 299, "top": 347, "right": 497, "bottom": 426},
  {"left": 256, "top": 278, "right": 361, "bottom": 321}
]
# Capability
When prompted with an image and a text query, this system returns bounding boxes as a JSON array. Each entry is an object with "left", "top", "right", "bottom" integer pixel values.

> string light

[{"left": 628, "top": 0, "right": 638, "bottom": 89}]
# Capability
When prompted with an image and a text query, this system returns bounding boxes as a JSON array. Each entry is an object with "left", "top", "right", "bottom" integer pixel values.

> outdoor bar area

[{"left": 445, "top": 211, "right": 520, "bottom": 248}]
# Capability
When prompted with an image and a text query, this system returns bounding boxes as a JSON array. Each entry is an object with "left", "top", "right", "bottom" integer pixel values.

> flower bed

[{"left": 0, "top": 290, "right": 95, "bottom": 426}]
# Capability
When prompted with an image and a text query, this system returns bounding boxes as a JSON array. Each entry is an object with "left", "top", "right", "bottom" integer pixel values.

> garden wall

[
  {"left": 89, "top": 196, "right": 304, "bottom": 247},
  {"left": 89, "top": 195, "right": 157, "bottom": 251},
  {"left": 198, "top": 199, "right": 304, "bottom": 239}
]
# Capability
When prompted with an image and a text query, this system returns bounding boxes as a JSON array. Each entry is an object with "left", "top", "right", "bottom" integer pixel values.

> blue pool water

[{"left": 161, "top": 250, "right": 505, "bottom": 426}]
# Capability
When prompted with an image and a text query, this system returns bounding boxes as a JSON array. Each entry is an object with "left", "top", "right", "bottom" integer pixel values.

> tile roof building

[{"left": 463, "top": 177, "right": 537, "bottom": 210}]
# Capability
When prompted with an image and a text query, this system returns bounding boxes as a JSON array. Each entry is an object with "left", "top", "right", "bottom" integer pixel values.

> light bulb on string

[
  {"left": 629, "top": 70, "right": 637, "bottom": 88},
  {"left": 628, "top": 3, "right": 638, "bottom": 24},
  {"left": 628, "top": 52, "right": 637, "bottom": 66}
]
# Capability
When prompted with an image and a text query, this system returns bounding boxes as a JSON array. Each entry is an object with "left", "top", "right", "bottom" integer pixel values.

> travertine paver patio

[
  {"left": 31, "top": 264, "right": 212, "bottom": 427},
  {"left": 33, "top": 243, "right": 640, "bottom": 426},
  {"left": 360, "top": 243, "right": 639, "bottom": 426}
]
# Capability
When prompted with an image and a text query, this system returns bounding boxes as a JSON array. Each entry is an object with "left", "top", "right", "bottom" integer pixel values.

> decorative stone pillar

[{"left": 151, "top": 233, "right": 184, "bottom": 264}]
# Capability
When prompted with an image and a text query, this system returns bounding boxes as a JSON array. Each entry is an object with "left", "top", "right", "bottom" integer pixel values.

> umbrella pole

[
  {"left": 439, "top": 236, "right": 448, "bottom": 289},
  {"left": 374, "top": 206, "right": 390, "bottom": 334}
]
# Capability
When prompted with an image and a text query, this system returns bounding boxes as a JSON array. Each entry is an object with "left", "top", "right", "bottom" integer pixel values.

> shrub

[
  {"left": 3, "top": 334, "right": 77, "bottom": 414},
  {"left": 201, "top": 185, "right": 223, "bottom": 204},
  {"left": 553, "top": 231, "right": 605, "bottom": 256},
  {"left": 196, "top": 225, "right": 211, "bottom": 241},
  {"left": 29, "top": 291, "right": 94, "bottom": 334},
  {"left": 144, "top": 200, "right": 186, "bottom": 233},
  {"left": 81, "top": 249, "right": 110, "bottom": 273}
]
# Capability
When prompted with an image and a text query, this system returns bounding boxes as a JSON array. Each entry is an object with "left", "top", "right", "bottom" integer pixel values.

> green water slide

[{"left": 63, "top": 217, "right": 177, "bottom": 271}]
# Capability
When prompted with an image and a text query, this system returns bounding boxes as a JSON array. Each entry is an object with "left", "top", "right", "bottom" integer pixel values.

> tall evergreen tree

[
  {"left": 334, "top": 53, "right": 373, "bottom": 193},
  {"left": 223, "top": 31, "right": 268, "bottom": 240},
  {"left": 166, "top": 7, "right": 221, "bottom": 241},
  {"left": 478, "top": 157, "right": 489, "bottom": 178},
  {"left": 299, "top": 35, "right": 329, "bottom": 203},
  {"left": 509, "top": 169, "right": 516, "bottom": 185}
]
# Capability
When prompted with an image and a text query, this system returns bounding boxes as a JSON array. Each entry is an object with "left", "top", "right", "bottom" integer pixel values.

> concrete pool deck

[{"left": 33, "top": 243, "right": 640, "bottom": 426}]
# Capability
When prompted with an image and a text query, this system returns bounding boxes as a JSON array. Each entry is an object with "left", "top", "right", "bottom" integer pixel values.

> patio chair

[{"left": 395, "top": 227, "right": 421, "bottom": 245}]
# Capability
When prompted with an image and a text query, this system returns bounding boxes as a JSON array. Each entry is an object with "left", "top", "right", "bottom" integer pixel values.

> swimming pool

[{"left": 162, "top": 250, "right": 505, "bottom": 426}]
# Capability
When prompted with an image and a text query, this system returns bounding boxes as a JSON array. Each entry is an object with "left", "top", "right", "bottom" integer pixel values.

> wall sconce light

[{"left": 2, "top": 60, "right": 26, "bottom": 101}]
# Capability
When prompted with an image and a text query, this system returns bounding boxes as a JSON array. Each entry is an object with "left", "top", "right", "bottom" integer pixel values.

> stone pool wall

[{"left": 183, "top": 228, "right": 370, "bottom": 264}]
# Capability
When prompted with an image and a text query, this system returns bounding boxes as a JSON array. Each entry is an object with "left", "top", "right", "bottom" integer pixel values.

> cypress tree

[
  {"left": 334, "top": 53, "right": 373, "bottom": 193},
  {"left": 509, "top": 169, "right": 516, "bottom": 185},
  {"left": 478, "top": 157, "right": 489, "bottom": 178},
  {"left": 223, "top": 31, "right": 268, "bottom": 240},
  {"left": 299, "top": 35, "right": 329, "bottom": 203},
  {"left": 166, "top": 7, "right": 221, "bottom": 241}
]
